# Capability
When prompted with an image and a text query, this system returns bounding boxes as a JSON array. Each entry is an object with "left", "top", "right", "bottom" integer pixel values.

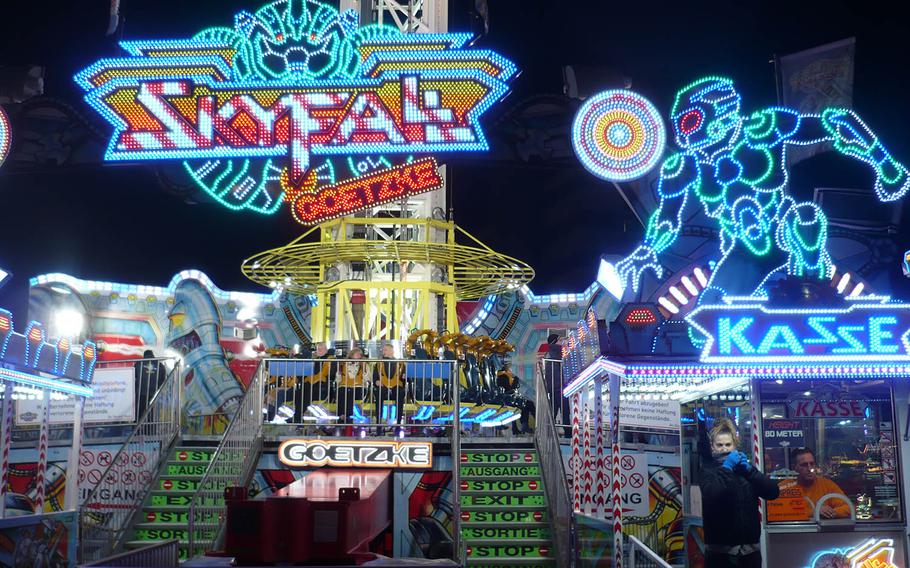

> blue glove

[
  {"left": 736, "top": 451, "right": 752, "bottom": 473},
  {"left": 721, "top": 452, "right": 739, "bottom": 471}
]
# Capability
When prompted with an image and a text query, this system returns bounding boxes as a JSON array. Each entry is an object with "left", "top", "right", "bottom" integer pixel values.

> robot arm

[
  {"left": 616, "top": 153, "right": 698, "bottom": 292},
  {"left": 820, "top": 108, "right": 910, "bottom": 201},
  {"left": 761, "top": 107, "right": 910, "bottom": 202}
]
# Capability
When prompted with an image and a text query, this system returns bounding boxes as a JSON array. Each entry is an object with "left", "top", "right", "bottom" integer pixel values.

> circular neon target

[
  {"left": 572, "top": 90, "right": 666, "bottom": 182},
  {"left": 0, "top": 106, "right": 10, "bottom": 169}
]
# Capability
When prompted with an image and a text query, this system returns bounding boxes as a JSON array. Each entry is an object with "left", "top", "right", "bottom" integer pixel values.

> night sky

[{"left": 2, "top": 0, "right": 910, "bottom": 316}]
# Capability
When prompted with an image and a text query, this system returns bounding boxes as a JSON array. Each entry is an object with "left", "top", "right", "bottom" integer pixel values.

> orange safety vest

[
  {"left": 304, "top": 356, "right": 334, "bottom": 385},
  {"left": 338, "top": 363, "right": 366, "bottom": 388},
  {"left": 376, "top": 360, "right": 405, "bottom": 388}
]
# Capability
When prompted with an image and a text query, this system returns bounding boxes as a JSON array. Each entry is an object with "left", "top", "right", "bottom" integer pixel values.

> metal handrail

[
  {"left": 80, "top": 539, "right": 179, "bottom": 567},
  {"left": 451, "top": 361, "right": 462, "bottom": 565},
  {"left": 534, "top": 361, "right": 576, "bottom": 567},
  {"left": 187, "top": 359, "right": 265, "bottom": 555},
  {"left": 79, "top": 358, "right": 181, "bottom": 563},
  {"left": 628, "top": 534, "right": 672, "bottom": 568}
]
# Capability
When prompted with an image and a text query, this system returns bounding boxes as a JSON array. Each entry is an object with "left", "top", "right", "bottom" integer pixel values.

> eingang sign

[
  {"left": 686, "top": 298, "right": 910, "bottom": 363},
  {"left": 277, "top": 439, "right": 432, "bottom": 469}
]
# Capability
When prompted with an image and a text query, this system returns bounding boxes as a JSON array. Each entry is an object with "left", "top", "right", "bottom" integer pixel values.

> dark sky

[{"left": 2, "top": 0, "right": 910, "bottom": 316}]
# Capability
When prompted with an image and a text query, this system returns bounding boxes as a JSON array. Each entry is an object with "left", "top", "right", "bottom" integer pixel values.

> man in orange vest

[{"left": 780, "top": 448, "right": 851, "bottom": 520}]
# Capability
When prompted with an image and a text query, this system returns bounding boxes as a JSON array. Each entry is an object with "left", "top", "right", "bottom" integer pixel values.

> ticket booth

[{"left": 566, "top": 284, "right": 910, "bottom": 568}]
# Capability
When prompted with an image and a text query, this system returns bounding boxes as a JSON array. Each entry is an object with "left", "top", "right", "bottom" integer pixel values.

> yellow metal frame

[{"left": 242, "top": 218, "right": 534, "bottom": 342}]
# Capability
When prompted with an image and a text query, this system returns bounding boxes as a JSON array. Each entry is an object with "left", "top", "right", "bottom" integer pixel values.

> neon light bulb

[
  {"left": 658, "top": 296, "right": 679, "bottom": 314},
  {"left": 693, "top": 267, "right": 708, "bottom": 287},
  {"left": 681, "top": 276, "right": 698, "bottom": 295},
  {"left": 849, "top": 282, "right": 865, "bottom": 297},
  {"left": 837, "top": 273, "right": 851, "bottom": 294},
  {"left": 669, "top": 286, "right": 688, "bottom": 305}
]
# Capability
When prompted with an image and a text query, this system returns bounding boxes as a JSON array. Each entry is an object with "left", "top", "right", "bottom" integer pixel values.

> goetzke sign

[
  {"left": 686, "top": 299, "right": 910, "bottom": 363},
  {"left": 277, "top": 439, "right": 432, "bottom": 469}
]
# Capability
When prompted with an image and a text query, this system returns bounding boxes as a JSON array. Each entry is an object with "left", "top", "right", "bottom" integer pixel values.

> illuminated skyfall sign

[
  {"left": 278, "top": 439, "right": 432, "bottom": 469},
  {"left": 686, "top": 299, "right": 910, "bottom": 363},
  {"left": 74, "top": 1, "right": 515, "bottom": 224}
]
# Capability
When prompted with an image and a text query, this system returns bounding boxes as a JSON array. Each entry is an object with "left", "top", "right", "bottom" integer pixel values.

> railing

[
  {"left": 80, "top": 539, "right": 179, "bottom": 567},
  {"left": 79, "top": 358, "right": 181, "bottom": 563},
  {"left": 628, "top": 535, "right": 672, "bottom": 568},
  {"left": 262, "top": 358, "right": 465, "bottom": 433},
  {"left": 534, "top": 361, "right": 576, "bottom": 567},
  {"left": 187, "top": 359, "right": 265, "bottom": 554},
  {"left": 541, "top": 358, "right": 572, "bottom": 436}
]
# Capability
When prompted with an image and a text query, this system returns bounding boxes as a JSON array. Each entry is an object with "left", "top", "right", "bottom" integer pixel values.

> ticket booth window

[{"left": 760, "top": 379, "right": 902, "bottom": 524}]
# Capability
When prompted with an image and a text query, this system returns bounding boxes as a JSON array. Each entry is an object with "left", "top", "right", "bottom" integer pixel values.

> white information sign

[
  {"left": 618, "top": 398, "right": 681, "bottom": 430},
  {"left": 16, "top": 367, "right": 135, "bottom": 425}
]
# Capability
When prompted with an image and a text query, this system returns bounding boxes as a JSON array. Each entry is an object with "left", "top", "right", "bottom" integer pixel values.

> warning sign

[{"left": 617, "top": 452, "right": 648, "bottom": 517}]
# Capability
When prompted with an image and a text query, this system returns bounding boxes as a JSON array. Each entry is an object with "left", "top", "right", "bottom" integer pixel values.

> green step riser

[
  {"left": 166, "top": 464, "right": 209, "bottom": 476},
  {"left": 461, "top": 455, "right": 538, "bottom": 464},
  {"left": 461, "top": 495, "right": 546, "bottom": 507},
  {"left": 462, "top": 511, "right": 547, "bottom": 523},
  {"left": 462, "top": 528, "right": 550, "bottom": 540},
  {"left": 142, "top": 511, "right": 188, "bottom": 523},
  {"left": 134, "top": 528, "right": 218, "bottom": 541},
  {"left": 158, "top": 479, "right": 200, "bottom": 491},
  {"left": 462, "top": 480, "right": 541, "bottom": 492},
  {"left": 466, "top": 545, "right": 551, "bottom": 558},
  {"left": 171, "top": 450, "right": 215, "bottom": 462},
  {"left": 149, "top": 495, "right": 222, "bottom": 507},
  {"left": 460, "top": 466, "right": 541, "bottom": 477}
]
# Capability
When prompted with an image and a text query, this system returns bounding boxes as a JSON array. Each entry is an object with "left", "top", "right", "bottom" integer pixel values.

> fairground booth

[{"left": 561, "top": 76, "right": 910, "bottom": 566}]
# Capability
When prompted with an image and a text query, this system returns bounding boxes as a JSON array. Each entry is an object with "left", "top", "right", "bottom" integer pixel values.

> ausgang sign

[
  {"left": 278, "top": 439, "right": 432, "bottom": 469},
  {"left": 686, "top": 299, "right": 910, "bottom": 363}
]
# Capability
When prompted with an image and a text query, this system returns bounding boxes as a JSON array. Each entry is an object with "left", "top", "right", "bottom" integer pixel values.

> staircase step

[
  {"left": 460, "top": 450, "right": 538, "bottom": 465},
  {"left": 461, "top": 493, "right": 546, "bottom": 507},
  {"left": 164, "top": 462, "right": 210, "bottom": 476},
  {"left": 465, "top": 543, "right": 552, "bottom": 559},
  {"left": 460, "top": 464, "right": 541, "bottom": 478},
  {"left": 149, "top": 493, "right": 194, "bottom": 507},
  {"left": 133, "top": 526, "right": 218, "bottom": 541},
  {"left": 171, "top": 448, "right": 216, "bottom": 462},
  {"left": 460, "top": 479, "right": 542, "bottom": 492},
  {"left": 139, "top": 510, "right": 189, "bottom": 524},
  {"left": 466, "top": 561, "right": 555, "bottom": 567},
  {"left": 124, "top": 540, "right": 205, "bottom": 561},
  {"left": 460, "top": 510, "right": 548, "bottom": 523},
  {"left": 462, "top": 526, "right": 551, "bottom": 540},
  {"left": 157, "top": 476, "right": 201, "bottom": 491}
]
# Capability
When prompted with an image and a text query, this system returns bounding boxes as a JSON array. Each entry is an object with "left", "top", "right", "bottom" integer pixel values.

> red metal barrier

[{"left": 225, "top": 469, "right": 391, "bottom": 565}]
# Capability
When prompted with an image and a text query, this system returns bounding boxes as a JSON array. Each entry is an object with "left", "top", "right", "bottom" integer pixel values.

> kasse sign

[{"left": 686, "top": 298, "right": 910, "bottom": 363}]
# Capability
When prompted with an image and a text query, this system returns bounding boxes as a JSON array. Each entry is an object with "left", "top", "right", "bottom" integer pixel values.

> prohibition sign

[
  {"left": 116, "top": 452, "right": 129, "bottom": 466},
  {"left": 122, "top": 471, "right": 137, "bottom": 484},
  {"left": 87, "top": 469, "right": 102, "bottom": 484},
  {"left": 131, "top": 453, "right": 147, "bottom": 467},
  {"left": 105, "top": 471, "right": 119, "bottom": 485},
  {"left": 80, "top": 451, "right": 94, "bottom": 467},
  {"left": 78, "top": 470, "right": 85, "bottom": 483},
  {"left": 629, "top": 473, "right": 645, "bottom": 488},
  {"left": 621, "top": 455, "right": 635, "bottom": 471},
  {"left": 97, "top": 451, "right": 112, "bottom": 467},
  {"left": 138, "top": 471, "right": 151, "bottom": 484}
]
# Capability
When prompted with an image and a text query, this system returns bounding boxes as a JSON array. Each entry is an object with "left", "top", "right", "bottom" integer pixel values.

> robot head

[{"left": 670, "top": 76, "right": 742, "bottom": 153}]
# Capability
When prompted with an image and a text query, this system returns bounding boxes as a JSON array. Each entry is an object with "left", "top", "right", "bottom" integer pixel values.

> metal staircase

[
  {"left": 124, "top": 446, "right": 218, "bottom": 560},
  {"left": 459, "top": 444, "right": 555, "bottom": 566},
  {"left": 79, "top": 360, "right": 182, "bottom": 563}
]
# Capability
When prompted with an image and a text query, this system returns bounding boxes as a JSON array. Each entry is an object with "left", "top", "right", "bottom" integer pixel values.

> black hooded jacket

[{"left": 698, "top": 421, "right": 779, "bottom": 546}]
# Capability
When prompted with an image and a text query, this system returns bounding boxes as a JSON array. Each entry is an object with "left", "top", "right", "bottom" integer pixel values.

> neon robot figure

[{"left": 616, "top": 76, "right": 910, "bottom": 300}]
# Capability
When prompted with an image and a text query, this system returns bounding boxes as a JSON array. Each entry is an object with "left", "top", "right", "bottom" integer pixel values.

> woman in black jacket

[{"left": 699, "top": 417, "right": 779, "bottom": 568}]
